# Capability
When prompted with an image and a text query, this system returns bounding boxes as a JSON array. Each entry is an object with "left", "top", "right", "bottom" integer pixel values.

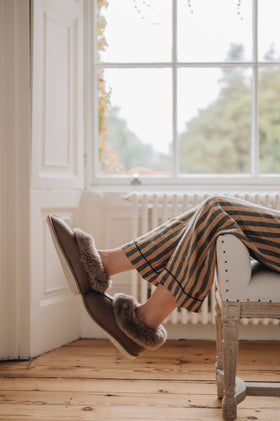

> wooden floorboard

[{"left": 0, "top": 339, "right": 279, "bottom": 420}]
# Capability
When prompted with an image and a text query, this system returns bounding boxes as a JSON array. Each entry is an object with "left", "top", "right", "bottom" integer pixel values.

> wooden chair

[{"left": 215, "top": 234, "right": 280, "bottom": 421}]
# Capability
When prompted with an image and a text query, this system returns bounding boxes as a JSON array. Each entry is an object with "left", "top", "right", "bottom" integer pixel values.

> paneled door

[{"left": 30, "top": 0, "right": 84, "bottom": 357}]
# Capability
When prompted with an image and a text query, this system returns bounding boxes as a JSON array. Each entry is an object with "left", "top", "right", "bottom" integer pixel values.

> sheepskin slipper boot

[
  {"left": 47, "top": 215, "right": 111, "bottom": 295},
  {"left": 73, "top": 227, "right": 112, "bottom": 293},
  {"left": 83, "top": 291, "right": 145, "bottom": 360},
  {"left": 113, "top": 293, "right": 167, "bottom": 350}
]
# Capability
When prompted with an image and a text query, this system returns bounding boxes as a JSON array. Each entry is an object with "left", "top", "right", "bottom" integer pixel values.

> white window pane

[
  {"left": 98, "top": 0, "right": 172, "bottom": 63},
  {"left": 259, "top": 68, "right": 280, "bottom": 174},
  {"left": 178, "top": 68, "right": 251, "bottom": 174},
  {"left": 178, "top": 0, "right": 252, "bottom": 62},
  {"left": 98, "top": 68, "right": 172, "bottom": 175},
  {"left": 258, "top": 0, "right": 280, "bottom": 61}
]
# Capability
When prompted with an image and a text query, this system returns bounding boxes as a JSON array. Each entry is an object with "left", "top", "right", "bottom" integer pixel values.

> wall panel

[{"left": 32, "top": 0, "right": 84, "bottom": 189}]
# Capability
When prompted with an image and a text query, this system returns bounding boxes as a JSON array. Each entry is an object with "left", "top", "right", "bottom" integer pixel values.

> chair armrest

[{"left": 216, "top": 234, "right": 252, "bottom": 301}]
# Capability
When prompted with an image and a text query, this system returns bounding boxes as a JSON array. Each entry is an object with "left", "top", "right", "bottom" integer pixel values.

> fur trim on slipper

[
  {"left": 113, "top": 293, "right": 167, "bottom": 350},
  {"left": 73, "top": 228, "right": 112, "bottom": 293}
]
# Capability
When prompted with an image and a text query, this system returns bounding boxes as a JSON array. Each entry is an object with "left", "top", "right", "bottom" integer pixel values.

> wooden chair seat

[{"left": 215, "top": 234, "right": 280, "bottom": 421}]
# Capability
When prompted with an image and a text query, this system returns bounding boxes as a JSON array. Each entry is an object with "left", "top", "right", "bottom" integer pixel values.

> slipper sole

[
  {"left": 47, "top": 215, "right": 81, "bottom": 296},
  {"left": 82, "top": 294, "right": 138, "bottom": 360}
]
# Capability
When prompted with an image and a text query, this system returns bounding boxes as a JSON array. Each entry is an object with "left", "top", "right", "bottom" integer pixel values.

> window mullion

[
  {"left": 172, "top": 0, "right": 178, "bottom": 177},
  {"left": 92, "top": 1, "right": 99, "bottom": 182},
  {"left": 251, "top": 0, "right": 259, "bottom": 177}
]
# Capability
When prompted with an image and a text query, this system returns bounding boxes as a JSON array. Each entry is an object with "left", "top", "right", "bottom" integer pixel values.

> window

[{"left": 91, "top": 0, "right": 280, "bottom": 186}]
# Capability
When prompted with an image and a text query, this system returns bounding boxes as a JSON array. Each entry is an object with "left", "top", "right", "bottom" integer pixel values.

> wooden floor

[{"left": 0, "top": 339, "right": 279, "bottom": 421}]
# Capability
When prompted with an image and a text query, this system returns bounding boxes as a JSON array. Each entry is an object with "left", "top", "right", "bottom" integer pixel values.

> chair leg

[
  {"left": 215, "top": 299, "right": 224, "bottom": 399},
  {"left": 222, "top": 302, "right": 240, "bottom": 421}
]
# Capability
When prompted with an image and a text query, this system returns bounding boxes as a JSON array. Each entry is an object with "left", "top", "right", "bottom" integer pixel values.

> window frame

[{"left": 88, "top": 0, "right": 280, "bottom": 190}]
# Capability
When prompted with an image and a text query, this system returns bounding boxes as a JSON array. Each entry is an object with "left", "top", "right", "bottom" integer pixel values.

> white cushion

[{"left": 216, "top": 234, "right": 280, "bottom": 303}]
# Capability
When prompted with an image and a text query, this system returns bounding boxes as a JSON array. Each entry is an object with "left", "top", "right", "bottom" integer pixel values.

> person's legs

[
  {"left": 122, "top": 195, "right": 280, "bottom": 313},
  {"left": 48, "top": 195, "right": 280, "bottom": 357},
  {"left": 47, "top": 214, "right": 172, "bottom": 357},
  {"left": 98, "top": 196, "right": 246, "bottom": 325}
]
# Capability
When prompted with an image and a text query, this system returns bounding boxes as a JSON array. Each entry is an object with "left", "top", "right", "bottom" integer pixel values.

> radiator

[{"left": 126, "top": 192, "right": 280, "bottom": 326}]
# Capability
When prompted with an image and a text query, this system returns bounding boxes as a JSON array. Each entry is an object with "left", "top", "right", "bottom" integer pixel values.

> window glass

[
  {"left": 259, "top": 68, "right": 280, "bottom": 174},
  {"left": 178, "top": 67, "right": 251, "bottom": 174},
  {"left": 258, "top": 0, "right": 280, "bottom": 61},
  {"left": 178, "top": 0, "right": 252, "bottom": 62},
  {"left": 98, "top": 68, "right": 172, "bottom": 175},
  {"left": 99, "top": 0, "right": 172, "bottom": 63}
]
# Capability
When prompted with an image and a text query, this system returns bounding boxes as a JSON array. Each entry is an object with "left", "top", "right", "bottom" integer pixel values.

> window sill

[{"left": 90, "top": 174, "right": 280, "bottom": 192}]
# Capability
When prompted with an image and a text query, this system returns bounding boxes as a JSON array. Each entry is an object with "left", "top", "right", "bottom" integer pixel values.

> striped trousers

[{"left": 122, "top": 195, "right": 280, "bottom": 313}]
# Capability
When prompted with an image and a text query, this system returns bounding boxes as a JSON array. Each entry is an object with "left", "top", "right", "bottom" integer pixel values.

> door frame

[{"left": 0, "top": 0, "right": 31, "bottom": 360}]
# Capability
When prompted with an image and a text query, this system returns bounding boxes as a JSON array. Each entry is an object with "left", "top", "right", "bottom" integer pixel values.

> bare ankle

[
  {"left": 135, "top": 285, "right": 177, "bottom": 329},
  {"left": 99, "top": 248, "right": 134, "bottom": 277},
  {"left": 98, "top": 250, "right": 112, "bottom": 276}
]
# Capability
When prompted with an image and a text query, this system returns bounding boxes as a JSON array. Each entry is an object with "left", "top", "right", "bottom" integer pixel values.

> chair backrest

[{"left": 216, "top": 234, "right": 251, "bottom": 301}]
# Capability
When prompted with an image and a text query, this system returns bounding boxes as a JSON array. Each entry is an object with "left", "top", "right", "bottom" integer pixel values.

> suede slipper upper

[
  {"left": 47, "top": 215, "right": 111, "bottom": 295},
  {"left": 83, "top": 291, "right": 145, "bottom": 360},
  {"left": 113, "top": 293, "right": 167, "bottom": 350}
]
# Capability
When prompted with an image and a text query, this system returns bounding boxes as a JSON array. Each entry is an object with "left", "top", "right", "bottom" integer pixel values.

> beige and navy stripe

[{"left": 123, "top": 196, "right": 280, "bottom": 312}]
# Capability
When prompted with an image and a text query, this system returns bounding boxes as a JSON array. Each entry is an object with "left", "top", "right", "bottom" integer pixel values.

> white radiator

[{"left": 126, "top": 192, "right": 280, "bottom": 326}]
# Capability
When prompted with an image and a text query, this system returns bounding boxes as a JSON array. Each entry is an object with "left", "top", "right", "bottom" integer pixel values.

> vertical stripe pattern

[{"left": 122, "top": 196, "right": 280, "bottom": 312}]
